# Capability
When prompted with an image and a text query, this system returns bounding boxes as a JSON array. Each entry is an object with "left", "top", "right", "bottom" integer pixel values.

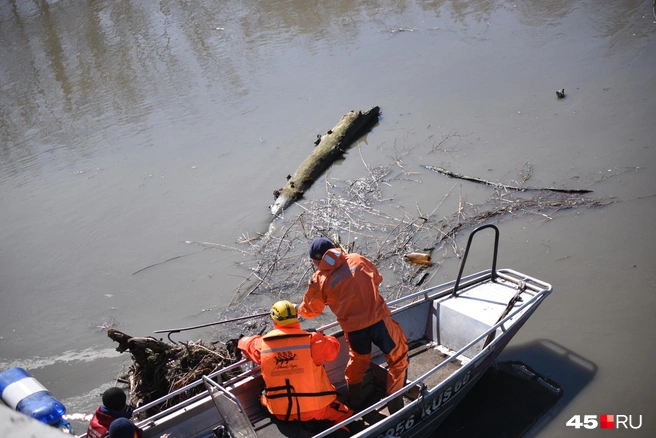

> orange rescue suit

[
  {"left": 299, "top": 248, "right": 389, "bottom": 333},
  {"left": 299, "top": 248, "right": 409, "bottom": 395},
  {"left": 242, "top": 325, "right": 339, "bottom": 419}
]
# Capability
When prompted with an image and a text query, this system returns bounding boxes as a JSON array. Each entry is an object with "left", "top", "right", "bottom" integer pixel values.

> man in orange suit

[{"left": 298, "top": 237, "right": 409, "bottom": 414}]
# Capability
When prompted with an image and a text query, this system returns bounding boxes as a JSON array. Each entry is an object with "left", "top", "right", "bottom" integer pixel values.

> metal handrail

[
  {"left": 202, "top": 376, "right": 258, "bottom": 437},
  {"left": 452, "top": 224, "right": 500, "bottom": 297},
  {"left": 133, "top": 358, "right": 249, "bottom": 416},
  {"left": 76, "top": 360, "right": 252, "bottom": 438}
]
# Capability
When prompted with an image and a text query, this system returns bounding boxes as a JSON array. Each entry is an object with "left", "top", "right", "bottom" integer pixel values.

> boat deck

[{"left": 249, "top": 338, "right": 462, "bottom": 438}]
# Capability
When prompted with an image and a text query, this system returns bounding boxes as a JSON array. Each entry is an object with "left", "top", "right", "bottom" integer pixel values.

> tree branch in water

[{"left": 422, "top": 165, "right": 593, "bottom": 194}]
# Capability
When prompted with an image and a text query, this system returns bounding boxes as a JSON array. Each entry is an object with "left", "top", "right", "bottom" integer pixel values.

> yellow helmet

[{"left": 270, "top": 300, "right": 298, "bottom": 326}]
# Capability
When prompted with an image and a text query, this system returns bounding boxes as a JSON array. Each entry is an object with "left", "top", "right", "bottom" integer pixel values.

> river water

[{"left": 1, "top": 0, "right": 655, "bottom": 436}]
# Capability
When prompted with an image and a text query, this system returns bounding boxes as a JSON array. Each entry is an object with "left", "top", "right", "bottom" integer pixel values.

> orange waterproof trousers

[{"left": 344, "top": 315, "right": 409, "bottom": 395}]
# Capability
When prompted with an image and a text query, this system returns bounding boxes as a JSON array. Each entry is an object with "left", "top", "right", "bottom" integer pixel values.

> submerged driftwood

[{"left": 270, "top": 106, "right": 381, "bottom": 216}]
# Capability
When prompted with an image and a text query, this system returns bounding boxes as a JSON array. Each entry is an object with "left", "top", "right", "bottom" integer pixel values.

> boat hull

[{"left": 354, "top": 302, "right": 536, "bottom": 438}]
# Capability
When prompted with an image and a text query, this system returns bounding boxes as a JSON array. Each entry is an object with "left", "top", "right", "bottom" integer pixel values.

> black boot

[{"left": 348, "top": 382, "right": 364, "bottom": 412}]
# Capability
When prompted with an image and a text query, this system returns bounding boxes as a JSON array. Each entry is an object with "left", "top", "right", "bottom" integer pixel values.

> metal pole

[{"left": 153, "top": 311, "right": 270, "bottom": 335}]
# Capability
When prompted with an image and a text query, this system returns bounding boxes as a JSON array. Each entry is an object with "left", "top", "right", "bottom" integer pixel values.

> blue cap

[
  {"left": 109, "top": 418, "right": 136, "bottom": 438},
  {"left": 309, "top": 237, "right": 334, "bottom": 260}
]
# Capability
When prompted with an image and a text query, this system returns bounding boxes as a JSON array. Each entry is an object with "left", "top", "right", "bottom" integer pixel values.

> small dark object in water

[
  {"left": 327, "top": 130, "right": 332, "bottom": 134},
  {"left": 556, "top": 89, "right": 565, "bottom": 99},
  {"left": 314, "top": 136, "right": 321, "bottom": 145}
]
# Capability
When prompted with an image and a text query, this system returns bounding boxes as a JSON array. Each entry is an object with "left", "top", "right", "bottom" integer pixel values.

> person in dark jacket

[
  {"left": 87, "top": 387, "right": 143, "bottom": 438},
  {"left": 107, "top": 417, "right": 170, "bottom": 438},
  {"left": 107, "top": 418, "right": 136, "bottom": 438}
]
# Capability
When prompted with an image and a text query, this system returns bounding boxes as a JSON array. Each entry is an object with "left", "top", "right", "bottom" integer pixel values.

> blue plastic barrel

[{"left": 0, "top": 367, "right": 71, "bottom": 430}]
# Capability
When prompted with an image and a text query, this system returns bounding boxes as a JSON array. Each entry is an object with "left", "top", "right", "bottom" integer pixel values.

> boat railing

[
  {"left": 129, "top": 359, "right": 251, "bottom": 425},
  {"left": 495, "top": 268, "right": 552, "bottom": 294},
  {"left": 311, "top": 279, "right": 552, "bottom": 438},
  {"left": 74, "top": 359, "right": 260, "bottom": 437},
  {"left": 452, "top": 224, "right": 499, "bottom": 296}
]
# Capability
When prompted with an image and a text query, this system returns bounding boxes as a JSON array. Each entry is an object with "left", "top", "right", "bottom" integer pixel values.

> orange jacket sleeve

[
  {"left": 309, "top": 331, "right": 340, "bottom": 365},
  {"left": 298, "top": 276, "right": 326, "bottom": 319},
  {"left": 237, "top": 335, "right": 262, "bottom": 364}
]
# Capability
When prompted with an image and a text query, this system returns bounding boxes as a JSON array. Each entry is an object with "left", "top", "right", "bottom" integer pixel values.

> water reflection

[{"left": 4, "top": 0, "right": 613, "bottom": 180}]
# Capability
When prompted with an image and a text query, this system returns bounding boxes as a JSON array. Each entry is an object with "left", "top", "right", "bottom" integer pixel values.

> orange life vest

[{"left": 259, "top": 327, "right": 337, "bottom": 420}]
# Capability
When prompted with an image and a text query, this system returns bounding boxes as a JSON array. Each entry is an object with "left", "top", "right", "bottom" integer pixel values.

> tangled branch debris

[
  {"left": 228, "top": 163, "right": 613, "bottom": 307},
  {"left": 107, "top": 329, "right": 241, "bottom": 417}
]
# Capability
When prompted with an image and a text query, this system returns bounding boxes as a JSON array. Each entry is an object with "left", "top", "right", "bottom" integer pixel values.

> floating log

[{"left": 270, "top": 106, "right": 381, "bottom": 216}]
